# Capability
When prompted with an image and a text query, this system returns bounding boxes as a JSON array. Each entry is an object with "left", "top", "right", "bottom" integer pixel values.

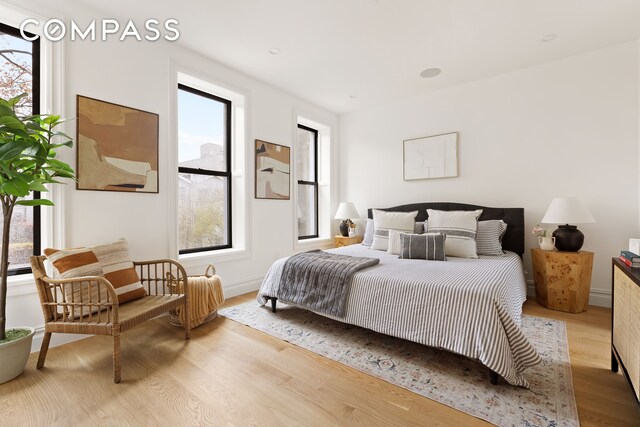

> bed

[{"left": 257, "top": 202, "right": 541, "bottom": 387}]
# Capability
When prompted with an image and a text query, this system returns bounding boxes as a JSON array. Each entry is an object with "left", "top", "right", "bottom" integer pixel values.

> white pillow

[
  {"left": 387, "top": 230, "right": 402, "bottom": 255},
  {"left": 426, "top": 209, "right": 482, "bottom": 258},
  {"left": 363, "top": 218, "right": 374, "bottom": 246},
  {"left": 371, "top": 209, "right": 418, "bottom": 251}
]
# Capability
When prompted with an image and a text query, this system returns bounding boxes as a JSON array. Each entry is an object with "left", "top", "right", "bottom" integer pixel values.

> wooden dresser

[{"left": 611, "top": 258, "right": 640, "bottom": 404}]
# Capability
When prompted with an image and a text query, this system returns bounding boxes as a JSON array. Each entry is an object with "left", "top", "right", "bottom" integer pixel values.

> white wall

[
  {"left": 339, "top": 41, "right": 639, "bottom": 307},
  {"left": 4, "top": 1, "right": 338, "bottom": 349}
]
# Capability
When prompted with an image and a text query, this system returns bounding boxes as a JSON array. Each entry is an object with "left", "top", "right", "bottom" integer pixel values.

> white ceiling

[{"left": 67, "top": 1, "right": 640, "bottom": 113}]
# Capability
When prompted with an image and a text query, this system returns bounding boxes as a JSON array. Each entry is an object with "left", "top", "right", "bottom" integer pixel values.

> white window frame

[
  {"left": 168, "top": 64, "right": 250, "bottom": 267},
  {"left": 294, "top": 114, "right": 334, "bottom": 251},
  {"left": 3, "top": 5, "right": 66, "bottom": 295}
]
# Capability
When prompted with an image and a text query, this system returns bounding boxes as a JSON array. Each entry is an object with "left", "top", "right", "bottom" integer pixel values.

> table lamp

[
  {"left": 334, "top": 202, "right": 360, "bottom": 237},
  {"left": 541, "top": 197, "right": 595, "bottom": 252}
]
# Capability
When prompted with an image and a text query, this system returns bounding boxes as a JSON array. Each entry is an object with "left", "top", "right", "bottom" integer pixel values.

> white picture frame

[{"left": 403, "top": 132, "right": 458, "bottom": 181}]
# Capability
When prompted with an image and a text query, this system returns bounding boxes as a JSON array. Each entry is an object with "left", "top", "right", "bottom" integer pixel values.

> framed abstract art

[
  {"left": 255, "top": 139, "right": 290, "bottom": 200},
  {"left": 76, "top": 95, "right": 159, "bottom": 193}
]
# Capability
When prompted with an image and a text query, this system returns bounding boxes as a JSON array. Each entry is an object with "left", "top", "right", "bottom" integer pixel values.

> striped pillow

[
  {"left": 43, "top": 247, "right": 109, "bottom": 317},
  {"left": 426, "top": 209, "right": 482, "bottom": 258},
  {"left": 370, "top": 209, "right": 418, "bottom": 251},
  {"left": 399, "top": 233, "right": 447, "bottom": 261},
  {"left": 90, "top": 239, "right": 146, "bottom": 303},
  {"left": 476, "top": 220, "right": 507, "bottom": 256}
]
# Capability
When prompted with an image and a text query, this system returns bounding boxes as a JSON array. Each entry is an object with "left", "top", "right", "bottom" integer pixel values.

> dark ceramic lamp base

[
  {"left": 339, "top": 221, "right": 349, "bottom": 237},
  {"left": 552, "top": 224, "right": 584, "bottom": 252}
]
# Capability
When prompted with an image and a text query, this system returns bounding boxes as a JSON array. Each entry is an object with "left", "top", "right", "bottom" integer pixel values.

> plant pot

[{"left": 0, "top": 327, "right": 35, "bottom": 384}]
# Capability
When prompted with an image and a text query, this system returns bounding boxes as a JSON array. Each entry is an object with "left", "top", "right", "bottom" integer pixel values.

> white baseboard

[
  {"left": 525, "top": 280, "right": 611, "bottom": 308},
  {"left": 30, "top": 325, "right": 90, "bottom": 353},
  {"left": 223, "top": 275, "right": 264, "bottom": 298}
]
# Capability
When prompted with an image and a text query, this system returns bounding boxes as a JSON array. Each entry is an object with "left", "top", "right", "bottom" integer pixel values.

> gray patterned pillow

[
  {"left": 476, "top": 220, "right": 507, "bottom": 256},
  {"left": 399, "top": 233, "right": 447, "bottom": 261}
]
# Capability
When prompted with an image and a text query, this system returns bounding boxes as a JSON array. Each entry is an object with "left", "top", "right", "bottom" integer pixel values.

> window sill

[
  {"left": 7, "top": 273, "right": 37, "bottom": 297},
  {"left": 296, "top": 236, "right": 334, "bottom": 251},
  {"left": 179, "top": 246, "right": 248, "bottom": 267}
]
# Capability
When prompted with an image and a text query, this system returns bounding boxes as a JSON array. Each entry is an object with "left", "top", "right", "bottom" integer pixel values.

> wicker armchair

[{"left": 29, "top": 256, "right": 190, "bottom": 383}]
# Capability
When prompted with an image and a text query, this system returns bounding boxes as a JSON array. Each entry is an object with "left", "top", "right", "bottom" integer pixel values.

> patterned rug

[{"left": 219, "top": 302, "right": 579, "bottom": 427}]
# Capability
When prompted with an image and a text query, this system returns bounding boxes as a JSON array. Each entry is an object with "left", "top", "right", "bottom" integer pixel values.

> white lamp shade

[
  {"left": 334, "top": 202, "right": 360, "bottom": 220},
  {"left": 540, "top": 197, "right": 595, "bottom": 224}
]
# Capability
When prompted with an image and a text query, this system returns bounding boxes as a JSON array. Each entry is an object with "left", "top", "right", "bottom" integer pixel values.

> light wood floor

[{"left": 1, "top": 293, "right": 638, "bottom": 426}]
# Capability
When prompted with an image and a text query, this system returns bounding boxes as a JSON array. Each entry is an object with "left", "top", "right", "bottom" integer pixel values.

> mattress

[{"left": 258, "top": 244, "right": 541, "bottom": 387}]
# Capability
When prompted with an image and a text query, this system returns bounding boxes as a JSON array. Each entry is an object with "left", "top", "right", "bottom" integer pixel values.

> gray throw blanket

[{"left": 278, "top": 250, "right": 380, "bottom": 317}]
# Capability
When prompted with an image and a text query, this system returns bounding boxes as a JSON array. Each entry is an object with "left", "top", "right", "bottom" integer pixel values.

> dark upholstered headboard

[{"left": 367, "top": 202, "right": 525, "bottom": 257}]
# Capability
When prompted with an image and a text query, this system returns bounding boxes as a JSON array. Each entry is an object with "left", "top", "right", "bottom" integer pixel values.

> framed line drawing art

[
  {"left": 403, "top": 132, "right": 458, "bottom": 181},
  {"left": 76, "top": 95, "right": 159, "bottom": 193},
  {"left": 255, "top": 139, "right": 290, "bottom": 200}
]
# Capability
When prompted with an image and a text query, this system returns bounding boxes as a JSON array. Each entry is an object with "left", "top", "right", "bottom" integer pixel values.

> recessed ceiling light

[
  {"left": 541, "top": 34, "right": 556, "bottom": 42},
  {"left": 349, "top": 94, "right": 358, "bottom": 99},
  {"left": 269, "top": 47, "right": 281, "bottom": 55},
  {"left": 420, "top": 68, "right": 441, "bottom": 78}
]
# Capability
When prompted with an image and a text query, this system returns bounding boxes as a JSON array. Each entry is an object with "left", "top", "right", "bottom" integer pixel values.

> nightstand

[
  {"left": 335, "top": 235, "right": 363, "bottom": 248},
  {"left": 531, "top": 248, "right": 594, "bottom": 313}
]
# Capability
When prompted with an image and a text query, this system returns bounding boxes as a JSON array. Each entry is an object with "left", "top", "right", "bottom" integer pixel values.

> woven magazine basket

[{"left": 168, "top": 265, "right": 225, "bottom": 328}]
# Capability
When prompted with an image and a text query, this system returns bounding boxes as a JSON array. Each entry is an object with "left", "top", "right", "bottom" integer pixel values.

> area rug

[{"left": 219, "top": 302, "right": 579, "bottom": 427}]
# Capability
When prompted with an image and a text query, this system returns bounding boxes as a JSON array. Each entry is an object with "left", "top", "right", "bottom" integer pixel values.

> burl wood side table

[{"left": 531, "top": 248, "right": 594, "bottom": 313}]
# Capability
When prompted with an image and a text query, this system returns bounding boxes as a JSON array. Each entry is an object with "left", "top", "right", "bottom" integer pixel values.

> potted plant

[{"left": 0, "top": 93, "right": 74, "bottom": 383}]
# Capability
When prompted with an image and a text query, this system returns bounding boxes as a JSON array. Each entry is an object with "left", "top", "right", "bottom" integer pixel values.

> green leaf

[
  {"left": 17, "top": 198, "right": 54, "bottom": 206},
  {"left": 0, "top": 115, "right": 27, "bottom": 130},
  {"left": 42, "top": 115, "right": 61, "bottom": 125},
  {"left": 28, "top": 181, "right": 48, "bottom": 192},
  {"left": 1, "top": 177, "right": 30, "bottom": 196},
  {"left": 46, "top": 158, "right": 74, "bottom": 172},
  {"left": 7, "top": 93, "right": 28, "bottom": 107},
  {"left": 0, "top": 141, "right": 29, "bottom": 160}
]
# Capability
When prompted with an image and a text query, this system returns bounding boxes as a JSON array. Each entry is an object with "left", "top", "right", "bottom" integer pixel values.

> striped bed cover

[{"left": 258, "top": 245, "right": 542, "bottom": 387}]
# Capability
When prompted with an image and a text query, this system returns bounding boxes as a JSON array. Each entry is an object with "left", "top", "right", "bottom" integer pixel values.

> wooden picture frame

[
  {"left": 403, "top": 132, "right": 458, "bottom": 181},
  {"left": 255, "top": 139, "right": 290, "bottom": 200},
  {"left": 76, "top": 95, "right": 159, "bottom": 193}
]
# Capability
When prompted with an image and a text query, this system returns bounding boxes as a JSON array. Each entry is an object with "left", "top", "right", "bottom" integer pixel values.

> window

[
  {"left": 177, "top": 84, "right": 231, "bottom": 253},
  {"left": 0, "top": 22, "right": 40, "bottom": 275},
  {"left": 297, "top": 124, "right": 319, "bottom": 239}
]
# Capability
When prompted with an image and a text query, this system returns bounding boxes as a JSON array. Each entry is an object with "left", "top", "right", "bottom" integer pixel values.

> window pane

[
  {"left": 296, "top": 127, "right": 315, "bottom": 182},
  {"left": 0, "top": 28, "right": 34, "bottom": 116},
  {"left": 298, "top": 184, "right": 317, "bottom": 237},
  {"left": 0, "top": 195, "right": 34, "bottom": 272},
  {"left": 178, "top": 173, "right": 229, "bottom": 250},
  {"left": 1, "top": 24, "right": 38, "bottom": 273},
  {"left": 178, "top": 88, "right": 227, "bottom": 172}
]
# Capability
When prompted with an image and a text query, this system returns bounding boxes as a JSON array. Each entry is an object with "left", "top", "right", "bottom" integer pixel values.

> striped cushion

[
  {"left": 90, "top": 239, "right": 146, "bottom": 303},
  {"left": 370, "top": 209, "right": 418, "bottom": 251},
  {"left": 43, "top": 247, "right": 109, "bottom": 316},
  {"left": 426, "top": 209, "right": 482, "bottom": 258},
  {"left": 476, "top": 220, "right": 507, "bottom": 256},
  {"left": 399, "top": 233, "right": 447, "bottom": 261}
]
